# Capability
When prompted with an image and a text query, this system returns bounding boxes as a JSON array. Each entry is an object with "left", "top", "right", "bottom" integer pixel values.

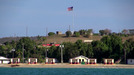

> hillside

[{"left": 0, "top": 34, "right": 134, "bottom": 44}]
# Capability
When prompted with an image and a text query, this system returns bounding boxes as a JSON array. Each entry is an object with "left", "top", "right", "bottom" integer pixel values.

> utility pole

[
  {"left": 46, "top": 27, "right": 48, "bottom": 37},
  {"left": 124, "top": 48, "right": 126, "bottom": 64},
  {"left": 26, "top": 26, "right": 28, "bottom": 37},
  {"left": 60, "top": 45, "right": 64, "bottom": 63},
  {"left": 11, "top": 49, "right": 15, "bottom": 58},
  {"left": 22, "top": 43, "right": 25, "bottom": 63},
  {"left": 46, "top": 49, "right": 48, "bottom": 58}
]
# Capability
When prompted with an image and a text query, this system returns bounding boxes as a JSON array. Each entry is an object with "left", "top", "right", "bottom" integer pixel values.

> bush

[
  {"left": 74, "top": 31, "right": 80, "bottom": 37},
  {"left": 48, "top": 32, "right": 55, "bottom": 36},
  {"left": 66, "top": 31, "right": 72, "bottom": 37}
]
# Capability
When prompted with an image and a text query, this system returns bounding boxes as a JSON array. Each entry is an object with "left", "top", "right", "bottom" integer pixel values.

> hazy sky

[{"left": 0, "top": 0, "right": 134, "bottom": 38}]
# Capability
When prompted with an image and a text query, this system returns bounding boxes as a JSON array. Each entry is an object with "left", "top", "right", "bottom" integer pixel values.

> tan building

[{"left": 56, "top": 31, "right": 62, "bottom": 35}]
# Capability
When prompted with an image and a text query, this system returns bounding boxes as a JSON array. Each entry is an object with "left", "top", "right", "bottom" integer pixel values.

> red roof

[{"left": 42, "top": 44, "right": 60, "bottom": 47}]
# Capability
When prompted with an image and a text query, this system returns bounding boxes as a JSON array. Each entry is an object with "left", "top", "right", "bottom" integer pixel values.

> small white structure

[
  {"left": 45, "top": 58, "right": 57, "bottom": 64},
  {"left": 69, "top": 55, "right": 97, "bottom": 64},
  {"left": 28, "top": 58, "right": 37, "bottom": 64},
  {"left": 84, "top": 40, "right": 93, "bottom": 43},
  {"left": 0, "top": 56, "right": 10, "bottom": 64},
  {"left": 10, "top": 58, "right": 20, "bottom": 64},
  {"left": 103, "top": 59, "right": 114, "bottom": 64},
  {"left": 127, "top": 59, "right": 134, "bottom": 64}
]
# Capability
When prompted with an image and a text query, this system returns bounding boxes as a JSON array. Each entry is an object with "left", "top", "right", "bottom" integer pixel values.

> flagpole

[{"left": 72, "top": 10, "right": 74, "bottom": 34}]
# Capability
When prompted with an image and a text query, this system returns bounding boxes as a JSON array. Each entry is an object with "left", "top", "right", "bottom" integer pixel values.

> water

[{"left": 0, "top": 68, "right": 134, "bottom": 75}]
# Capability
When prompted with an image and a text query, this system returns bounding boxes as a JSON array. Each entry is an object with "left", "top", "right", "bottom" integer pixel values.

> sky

[{"left": 0, "top": 0, "right": 134, "bottom": 38}]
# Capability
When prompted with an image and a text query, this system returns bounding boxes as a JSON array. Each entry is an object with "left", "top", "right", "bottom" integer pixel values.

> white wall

[
  {"left": 127, "top": 59, "right": 134, "bottom": 64},
  {"left": 0, "top": 60, "right": 9, "bottom": 64}
]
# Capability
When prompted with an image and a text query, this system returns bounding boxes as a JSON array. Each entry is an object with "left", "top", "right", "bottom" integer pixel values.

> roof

[
  {"left": 70, "top": 55, "right": 89, "bottom": 59},
  {"left": 0, "top": 56, "right": 9, "bottom": 60}
]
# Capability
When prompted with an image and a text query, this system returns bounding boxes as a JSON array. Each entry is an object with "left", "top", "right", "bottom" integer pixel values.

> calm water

[{"left": 0, "top": 68, "right": 134, "bottom": 75}]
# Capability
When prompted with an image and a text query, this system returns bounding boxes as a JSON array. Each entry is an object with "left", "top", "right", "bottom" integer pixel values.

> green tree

[
  {"left": 15, "top": 37, "right": 36, "bottom": 62},
  {"left": 99, "top": 30, "right": 105, "bottom": 36},
  {"left": 74, "top": 31, "right": 80, "bottom": 37},
  {"left": 66, "top": 31, "right": 72, "bottom": 37},
  {"left": 48, "top": 32, "right": 55, "bottom": 36},
  {"left": 79, "top": 30, "right": 86, "bottom": 36},
  {"left": 92, "top": 40, "right": 108, "bottom": 62},
  {"left": 86, "top": 29, "right": 93, "bottom": 37},
  {"left": 86, "top": 44, "right": 94, "bottom": 58},
  {"left": 101, "top": 35, "right": 123, "bottom": 61}
]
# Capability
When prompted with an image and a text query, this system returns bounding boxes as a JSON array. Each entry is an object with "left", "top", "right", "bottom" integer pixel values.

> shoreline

[{"left": 0, "top": 63, "right": 134, "bottom": 68}]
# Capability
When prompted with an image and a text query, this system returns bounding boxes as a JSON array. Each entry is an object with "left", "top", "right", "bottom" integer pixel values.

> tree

[
  {"left": 66, "top": 31, "right": 72, "bottom": 37},
  {"left": 101, "top": 35, "right": 123, "bottom": 61},
  {"left": 99, "top": 29, "right": 111, "bottom": 36},
  {"left": 48, "top": 32, "right": 55, "bottom": 36},
  {"left": 99, "top": 30, "right": 105, "bottom": 36},
  {"left": 42, "top": 37, "right": 46, "bottom": 41},
  {"left": 79, "top": 30, "right": 86, "bottom": 35},
  {"left": 92, "top": 40, "right": 108, "bottom": 62},
  {"left": 104, "top": 29, "right": 111, "bottom": 35},
  {"left": 86, "top": 29, "right": 93, "bottom": 37},
  {"left": 86, "top": 44, "right": 94, "bottom": 58},
  {"left": 74, "top": 31, "right": 80, "bottom": 37},
  {"left": 15, "top": 37, "right": 36, "bottom": 61}
]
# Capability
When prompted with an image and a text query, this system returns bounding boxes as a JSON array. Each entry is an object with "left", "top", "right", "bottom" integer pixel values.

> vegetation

[
  {"left": 99, "top": 29, "right": 111, "bottom": 36},
  {"left": 74, "top": 31, "right": 80, "bottom": 37},
  {"left": 66, "top": 31, "right": 72, "bottom": 37},
  {"left": 0, "top": 34, "right": 134, "bottom": 63},
  {"left": 48, "top": 32, "right": 55, "bottom": 36},
  {"left": 0, "top": 29, "right": 134, "bottom": 63}
]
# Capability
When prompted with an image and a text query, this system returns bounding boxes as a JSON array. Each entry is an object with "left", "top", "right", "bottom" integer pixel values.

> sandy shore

[{"left": 0, "top": 63, "right": 134, "bottom": 68}]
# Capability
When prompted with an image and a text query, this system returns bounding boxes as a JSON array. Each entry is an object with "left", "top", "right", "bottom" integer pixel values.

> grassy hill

[{"left": 0, "top": 34, "right": 134, "bottom": 44}]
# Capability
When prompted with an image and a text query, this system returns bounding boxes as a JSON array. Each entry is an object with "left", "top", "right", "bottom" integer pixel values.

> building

[
  {"left": 10, "top": 58, "right": 20, "bottom": 64},
  {"left": 56, "top": 31, "right": 62, "bottom": 35},
  {"left": 128, "top": 29, "right": 134, "bottom": 35},
  {"left": 0, "top": 56, "right": 10, "bottom": 64},
  {"left": 103, "top": 58, "right": 114, "bottom": 64},
  {"left": 84, "top": 40, "right": 93, "bottom": 43},
  {"left": 28, "top": 58, "right": 37, "bottom": 64},
  {"left": 127, "top": 59, "right": 134, "bottom": 64},
  {"left": 45, "top": 58, "right": 57, "bottom": 64},
  {"left": 69, "top": 55, "right": 97, "bottom": 64}
]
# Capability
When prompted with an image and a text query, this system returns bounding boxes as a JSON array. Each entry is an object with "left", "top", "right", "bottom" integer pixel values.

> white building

[
  {"left": 127, "top": 59, "right": 134, "bottom": 64},
  {"left": 69, "top": 55, "right": 97, "bottom": 64},
  {"left": 0, "top": 56, "right": 10, "bottom": 64}
]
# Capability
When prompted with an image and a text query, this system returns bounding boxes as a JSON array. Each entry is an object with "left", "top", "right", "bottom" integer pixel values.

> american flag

[{"left": 68, "top": 6, "right": 73, "bottom": 11}]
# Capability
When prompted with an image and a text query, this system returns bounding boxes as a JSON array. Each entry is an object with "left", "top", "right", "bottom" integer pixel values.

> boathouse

[
  {"left": 45, "top": 58, "right": 57, "bottom": 64},
  {"left": 103, "top": 58, "right": 114, "bottom": 64},
  {"left": 0, "top": 56, "right": 10, "bottom": 64},
  {"left": 69, "top": 55, "right": 97, "bottom": 64},
  {"left": 28, "top": 58, "right": 37, "bottom": 64},
  {"left": 10, "top": 58, "right": 20, "bottom": 64}
]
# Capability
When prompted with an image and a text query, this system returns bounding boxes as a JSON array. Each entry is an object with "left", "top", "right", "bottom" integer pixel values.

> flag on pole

[{"left": 68, "top": 6, "right": 73, "bottom": 11}]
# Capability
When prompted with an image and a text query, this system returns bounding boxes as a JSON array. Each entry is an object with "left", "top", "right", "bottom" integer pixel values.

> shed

[
  {"left": 103, "top": 58, "right": 114, "bottom": 64},
  {"left": 45, "top": 58, "right": 57, "bottom": 64},
  {"left": 28, "top": 58, "right": 37, "bottom": 64},
  {"left": 127, "top": 59, "right": 134, "bottom": 64},
  {"left": 10, "top": 58, "right": 20, "bottom": 64},
  {"left": 0, "top": 56, "right": 10, "bottom": 64}
]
